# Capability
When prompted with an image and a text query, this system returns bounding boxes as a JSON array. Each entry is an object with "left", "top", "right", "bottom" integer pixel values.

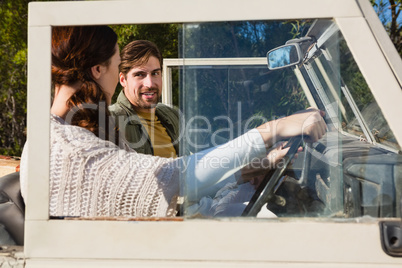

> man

[{"left": 109, "top": 40, "right": 179, "bottom": 158}]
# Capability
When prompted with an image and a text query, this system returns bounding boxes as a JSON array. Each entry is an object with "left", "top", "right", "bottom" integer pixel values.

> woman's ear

[{"left": 91, "top": 65, "right": 103, "bottom": 80}]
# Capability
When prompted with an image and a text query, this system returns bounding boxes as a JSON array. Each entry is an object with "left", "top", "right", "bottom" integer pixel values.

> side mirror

[{"left": 267, "top": 43, "right": 302, "bottom": 70}]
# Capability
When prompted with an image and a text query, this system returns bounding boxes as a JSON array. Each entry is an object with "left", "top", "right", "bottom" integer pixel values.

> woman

[{"left": 21, "top": 26, "right": 326, "bottom": 218}]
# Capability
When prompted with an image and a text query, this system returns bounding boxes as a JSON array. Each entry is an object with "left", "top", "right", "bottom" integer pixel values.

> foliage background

[{"left": 0, "top": 0, "right": 400, "bottom": 156}]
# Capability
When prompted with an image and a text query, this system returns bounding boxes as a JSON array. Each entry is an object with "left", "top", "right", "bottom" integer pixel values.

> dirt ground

[{"left": 0, "top": 156, "right": 20, "bottom": 177}]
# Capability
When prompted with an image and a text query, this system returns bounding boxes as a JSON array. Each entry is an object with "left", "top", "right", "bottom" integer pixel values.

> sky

[{"left": 372, "top": 0, "right": 402, "bottom": 25}]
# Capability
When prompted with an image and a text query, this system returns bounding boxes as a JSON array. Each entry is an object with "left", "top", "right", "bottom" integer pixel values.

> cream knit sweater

[{"left": 21, "top": 115, "right": 266, "bottom": 218}]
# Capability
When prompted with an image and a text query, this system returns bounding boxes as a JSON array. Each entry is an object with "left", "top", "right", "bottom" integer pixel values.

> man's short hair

[{"left": 119, "top": 40, "right": 163, "bottom": 76}]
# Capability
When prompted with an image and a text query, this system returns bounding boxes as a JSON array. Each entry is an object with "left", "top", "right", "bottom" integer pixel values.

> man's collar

[{"left": 116, "top": 90, "right": 133, "bottom": 110}]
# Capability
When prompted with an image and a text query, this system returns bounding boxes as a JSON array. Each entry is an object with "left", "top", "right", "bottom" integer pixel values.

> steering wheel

[{"left": 242, "top": 136, "right": 303, "bottom": 217}]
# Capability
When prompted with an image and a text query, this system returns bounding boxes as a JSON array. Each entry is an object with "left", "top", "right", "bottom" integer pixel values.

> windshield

[
  {"left": 180, "top": 20, "right": 313, "bottom": 152},
  {"left": 179, "top": 19, "right": 402, "bottom": 219},
  {"left": 300, "top": 22, "right": 401, "bottom": 151}
]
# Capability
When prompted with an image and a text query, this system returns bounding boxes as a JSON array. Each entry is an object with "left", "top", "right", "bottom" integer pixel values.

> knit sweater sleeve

[{"left": 49, "top": 117, "right": 180, "bottom": 217}]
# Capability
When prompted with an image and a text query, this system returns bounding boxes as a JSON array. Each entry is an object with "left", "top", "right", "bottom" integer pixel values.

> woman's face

[{"left": 99, "top": 44, "right": 121, "bottom": 104}]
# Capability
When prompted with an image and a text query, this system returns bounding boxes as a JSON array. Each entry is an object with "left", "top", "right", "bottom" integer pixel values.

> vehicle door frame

[{"left": 26, "top": 0, "right": 402, "bottom": 266}]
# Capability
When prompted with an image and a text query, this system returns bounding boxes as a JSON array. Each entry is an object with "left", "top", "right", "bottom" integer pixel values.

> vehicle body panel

[{"left": 24, "top": 0, "right": 402, "bottom": 266}]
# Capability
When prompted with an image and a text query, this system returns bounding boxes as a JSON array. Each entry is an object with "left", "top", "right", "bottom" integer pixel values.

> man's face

[{"left": 120, "top": 56, "right": 162, "bottom": 113}]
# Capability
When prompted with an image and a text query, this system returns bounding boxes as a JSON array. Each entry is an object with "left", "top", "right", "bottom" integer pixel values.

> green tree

[
  {"left": 111, "top": 24, "right": 179, "bottom": 58},
  {"left": 371, "top": 0, "right": 402, "bottom": 55},
  {"left": 0, "top": 0, "right": 29, "bottom": 156}
]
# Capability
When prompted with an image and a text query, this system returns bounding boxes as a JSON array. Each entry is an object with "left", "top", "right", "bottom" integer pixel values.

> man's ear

[
  {"left": 119, "top": 72, "right": 126, "bottom": 87},
  {"left": 91, "top": 65, "right": 102, "bottom": 80}
]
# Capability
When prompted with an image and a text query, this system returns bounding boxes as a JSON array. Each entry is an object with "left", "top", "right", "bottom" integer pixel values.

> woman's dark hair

[{"left": 51, "top": 26, "right": 118, "bottom": 142}]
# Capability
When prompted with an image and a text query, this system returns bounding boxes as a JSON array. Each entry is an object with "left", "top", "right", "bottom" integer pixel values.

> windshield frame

[{"left": 294, "top": 20, "right": 400, "bottom": 152}]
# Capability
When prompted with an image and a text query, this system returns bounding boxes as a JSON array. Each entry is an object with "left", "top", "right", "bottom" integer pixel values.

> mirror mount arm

[{"left": 285, "top": 36, "right": 314, "bottom": 45}]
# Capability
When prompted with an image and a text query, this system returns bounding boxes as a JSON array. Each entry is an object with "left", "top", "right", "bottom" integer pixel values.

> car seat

[{"left": 0, "top": 172, "right": 25, "bottom": 245}]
